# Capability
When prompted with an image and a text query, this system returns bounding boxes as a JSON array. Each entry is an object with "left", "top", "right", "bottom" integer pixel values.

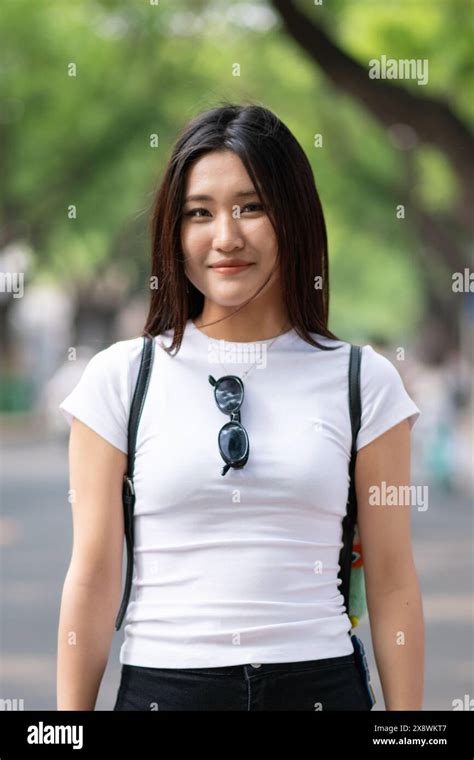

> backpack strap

[
  {"left": 337, "top": 343, "right": 362, "bottom": 625},
  {"left": 115, "top": 335, "right": 155, "bottom": 631}
]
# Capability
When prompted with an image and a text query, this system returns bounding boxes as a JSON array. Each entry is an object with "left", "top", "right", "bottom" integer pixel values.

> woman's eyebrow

[{"left": 183, "top": 189, "right": 258, "bottom": 202}]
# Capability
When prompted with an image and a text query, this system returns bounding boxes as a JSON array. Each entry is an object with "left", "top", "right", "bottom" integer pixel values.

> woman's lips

[{"left": 210, "top": 263, "right": 254, "bottom": 275}]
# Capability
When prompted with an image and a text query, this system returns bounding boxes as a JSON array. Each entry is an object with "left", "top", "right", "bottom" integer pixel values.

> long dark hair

[{"left": 143, "top": 101, "right": 342, "bottom": 354}]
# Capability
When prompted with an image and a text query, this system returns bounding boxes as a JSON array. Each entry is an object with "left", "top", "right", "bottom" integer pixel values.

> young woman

[{"left": 57, "top": 103, "right": 424, "bottom": 711}]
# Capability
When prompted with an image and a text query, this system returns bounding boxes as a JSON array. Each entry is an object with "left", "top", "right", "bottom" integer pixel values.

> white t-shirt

[{"left": 58, "top": 318, "right": 421, "bottom": 668}]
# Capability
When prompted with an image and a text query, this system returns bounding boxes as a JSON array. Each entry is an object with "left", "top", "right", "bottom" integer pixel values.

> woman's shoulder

[
  {"left": 359, "top": 343, "right": 408, "bottom": 386},
  {"left": 84, "top": 335, "right": 150, "bottom": 378},
  {"left": 93, "top": 334, "right": 146, "bottom": 359},
  {"left": 304, "top": 335, "right": 421, "bottom": 447},
  {"left": 58, "top": 336, "right": 153, "bottom": 454},
  {"left": 331, "top": 339, "right": 414, "bottom": 400},
  {"left": 355, "top": 343, "right": 421, "bottom": 449}
]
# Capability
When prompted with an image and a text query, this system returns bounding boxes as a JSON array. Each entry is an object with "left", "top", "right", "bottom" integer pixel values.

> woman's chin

[{"left": 205, "top": 282, "right": 258, "bottom": 303}]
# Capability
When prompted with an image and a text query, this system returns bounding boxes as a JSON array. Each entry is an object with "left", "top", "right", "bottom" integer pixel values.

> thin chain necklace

[{"left": 212, "top": 323, "right": 292, "bottom": 381}]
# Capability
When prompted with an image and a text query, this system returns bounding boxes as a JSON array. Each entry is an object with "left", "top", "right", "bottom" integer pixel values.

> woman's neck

[{"left": 193, "top": 309, "right": 291, "bottom": 342}]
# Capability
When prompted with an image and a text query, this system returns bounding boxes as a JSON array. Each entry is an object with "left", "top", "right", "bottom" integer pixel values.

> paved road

[{"left": 0, "top": 423, "right": 472, "bottom": 710}]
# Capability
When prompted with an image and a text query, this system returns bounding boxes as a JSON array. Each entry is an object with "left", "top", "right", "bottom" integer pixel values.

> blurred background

[{"left": 0, "top": 0, "right": 472, "bottom": 711}]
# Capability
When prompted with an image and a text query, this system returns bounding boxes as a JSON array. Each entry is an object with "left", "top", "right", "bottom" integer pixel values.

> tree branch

[{"left": 271, "top": 0, "right": 473, "bottom": 226}]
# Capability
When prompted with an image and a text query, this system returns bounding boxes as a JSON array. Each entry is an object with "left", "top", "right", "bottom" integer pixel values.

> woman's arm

[
  {"left": 355, "top": 418, "right": 425, "bottom": 710},
  {"left": 57, "top": 418, "right": 127, "bottom": 710}
]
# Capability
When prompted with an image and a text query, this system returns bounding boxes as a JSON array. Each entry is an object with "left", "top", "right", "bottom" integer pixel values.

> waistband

[{"left": 121, "top": 652, "right": 356, "bottom": 677}]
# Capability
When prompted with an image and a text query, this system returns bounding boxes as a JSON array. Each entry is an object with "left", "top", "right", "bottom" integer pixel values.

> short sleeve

[
  {"left": 58, "top": 339, "right": 142, "bottom": 454},
  {"left": 356, "top": 345, "right": 421, "bottom": 451}
]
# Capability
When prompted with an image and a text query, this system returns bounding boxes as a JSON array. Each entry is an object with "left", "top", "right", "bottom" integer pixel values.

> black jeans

[{"left": 113, "top": 652, "right": 373, "bottom": 711}]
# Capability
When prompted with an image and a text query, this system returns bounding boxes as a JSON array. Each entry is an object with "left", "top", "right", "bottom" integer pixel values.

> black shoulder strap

[
  {"left": 337, "top": 344, "right": 362, "bottom": 623},
  {"left": 115, "top": 335, "right": 155, "bottom": 631}
]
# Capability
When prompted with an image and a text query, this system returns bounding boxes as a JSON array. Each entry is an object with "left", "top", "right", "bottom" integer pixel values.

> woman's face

[{"left": 180, "top": 150, "right": 281, "bottom": 309}]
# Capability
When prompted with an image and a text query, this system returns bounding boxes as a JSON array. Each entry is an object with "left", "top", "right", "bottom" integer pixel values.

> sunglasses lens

[
  {"left": 219, "top": 421, "right": 248, "bottom": 462},
  {"left": 215, "top": 377, "right": 243, "bottom": 414}
]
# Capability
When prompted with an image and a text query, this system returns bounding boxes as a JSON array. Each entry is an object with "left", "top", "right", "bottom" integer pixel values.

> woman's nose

[{"left": 212, "top": 212, "right": 244, "bottom": 249}]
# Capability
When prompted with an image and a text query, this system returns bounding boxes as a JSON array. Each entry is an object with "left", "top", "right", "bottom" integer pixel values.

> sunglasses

[{"left": 208, "top": 374, "right": 250, "bottom": 476}]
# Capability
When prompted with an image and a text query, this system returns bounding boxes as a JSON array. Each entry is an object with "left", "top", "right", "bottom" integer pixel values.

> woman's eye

[
  {"left": 242, "top": 203, "right": 264, "bottom": 213},
  {"left": 184, "top": 207, "right": 209, "bottom": 218},
  {"left": 183, "top": 203, "right": 264, "bottom": 218}
]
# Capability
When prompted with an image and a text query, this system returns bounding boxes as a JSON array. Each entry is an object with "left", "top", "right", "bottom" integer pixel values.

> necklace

[{"left": 212, "top": 323, "right": 292, "bottom": 381}]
